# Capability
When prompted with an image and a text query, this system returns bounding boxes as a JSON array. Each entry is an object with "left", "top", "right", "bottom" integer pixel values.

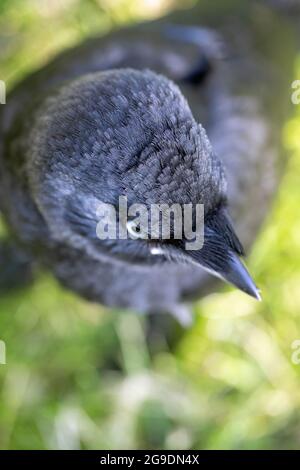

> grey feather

[{"left": 0, "top": 0, "right": 298, "bottom": 316}]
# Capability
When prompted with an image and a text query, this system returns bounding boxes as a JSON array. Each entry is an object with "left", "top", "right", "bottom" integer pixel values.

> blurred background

[{"left": 0, "top": 0, "right": 300, "bottom": 450}]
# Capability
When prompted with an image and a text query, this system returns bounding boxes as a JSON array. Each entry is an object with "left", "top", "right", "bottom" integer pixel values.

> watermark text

[
  {"left": 0, "top": 80, "right": 6, "bottom": 104},
  {"left": 0, "top": 340, "right": 6, "bottom": 365},
  {"left": 95, "top": 197, "right": 204, "bottom": 251}
]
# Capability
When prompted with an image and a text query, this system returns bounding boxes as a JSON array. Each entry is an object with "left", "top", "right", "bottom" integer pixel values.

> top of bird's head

[{"left": 26, "top": 68, "right": 260, "bottom": 299}]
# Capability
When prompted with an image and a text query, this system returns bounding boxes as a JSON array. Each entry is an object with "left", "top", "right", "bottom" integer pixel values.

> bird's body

[{"left": 0, "top": 0, "right": 298, "bottom": 318}]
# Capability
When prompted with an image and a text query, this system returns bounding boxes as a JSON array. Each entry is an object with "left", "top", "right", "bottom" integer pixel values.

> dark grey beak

[
  {"left": 214, "top": 251, "right": 261, "bottom": 300},
  {"left": 186, "top": 242, "right": 261, "bottom": 300},
  {"left": 181, "top": 210, "right": 261, "bottom": 300},
  {"left": 186, "top": 245, "right": 261, "bottom": 300}
]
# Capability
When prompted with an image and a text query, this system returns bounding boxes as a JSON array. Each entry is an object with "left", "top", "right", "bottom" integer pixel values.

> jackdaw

[{"left": 0, "top": 0, "right": 298, "bottom": 321}]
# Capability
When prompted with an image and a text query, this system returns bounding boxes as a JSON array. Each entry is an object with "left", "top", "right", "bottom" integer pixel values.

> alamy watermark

[
  {"left": 0, "top": 340, "right": 6, "bottom": 365},
  {"left": 291, "top": 80, "right": 300, "bottom": 105},
  {"left": 0, "top": 80, "right": 6, "bottom": 104},
  {"left": 95, "top": 196, "right": 204, "bottom": 251},
  {"left": 291, "top": 339, "right": 300, "bottom": 365}
]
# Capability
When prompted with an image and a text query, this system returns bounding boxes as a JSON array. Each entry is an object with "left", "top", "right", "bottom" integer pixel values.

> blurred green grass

[{"left": 0, "top": 0, "right": 300, "bottom": 450}]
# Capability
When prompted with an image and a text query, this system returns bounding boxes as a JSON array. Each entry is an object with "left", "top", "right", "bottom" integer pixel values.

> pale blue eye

[{"left": 126, "top": 220, "right": 143, "bottom": 239}]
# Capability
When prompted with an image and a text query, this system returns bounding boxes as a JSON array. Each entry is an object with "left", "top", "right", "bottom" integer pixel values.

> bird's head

[{"left": 28, "top": 68, "right": 260, "bottom": 300}]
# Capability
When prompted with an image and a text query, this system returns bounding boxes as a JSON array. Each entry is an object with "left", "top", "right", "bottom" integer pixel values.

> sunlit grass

[{"left": 0, "top": 0, "right": 300, "bottom": 450}]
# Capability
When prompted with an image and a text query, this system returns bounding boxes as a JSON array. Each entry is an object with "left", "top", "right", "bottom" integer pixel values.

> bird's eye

[{"left": 126, "top": 220, "right": 144, "bottom": 239}]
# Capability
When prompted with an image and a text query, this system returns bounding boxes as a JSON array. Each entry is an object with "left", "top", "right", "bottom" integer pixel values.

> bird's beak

[
  {"left": 209, "top": 250, "right": 261, "bottom": 300},
  {"left": 181, "top": 223, "right": 261, "bottom": 301}
]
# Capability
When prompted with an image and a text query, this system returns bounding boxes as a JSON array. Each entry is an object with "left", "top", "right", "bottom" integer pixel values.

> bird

[{"left": 0, "top": 0, "right": 298, "bottom": 323}]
